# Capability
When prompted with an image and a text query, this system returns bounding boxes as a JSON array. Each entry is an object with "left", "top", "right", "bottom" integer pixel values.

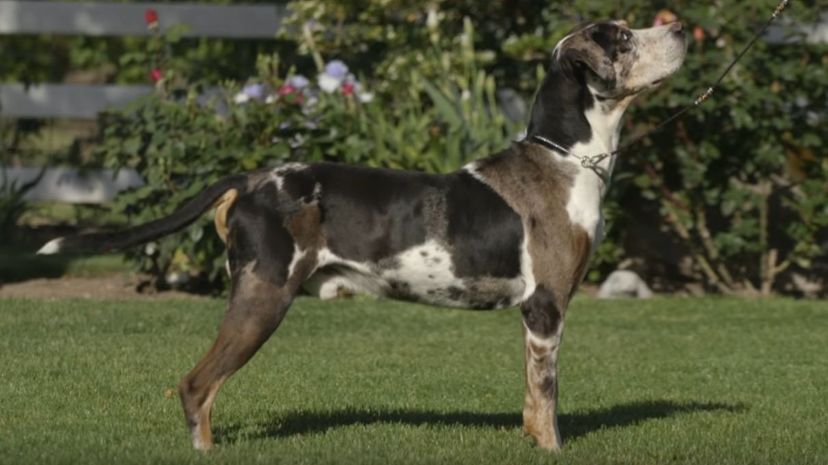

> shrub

[
  {"left": 0, "top": 165, "right": 45, "bottom": 236},
  {"left": 613, "top": 1, "right": 828, "bottom": 295},
  {"left": 95, "top": 15, "right": 517, "bottom": 291},
  {"left": 96, "top": 1, "right": 828, "bottom": 295}
]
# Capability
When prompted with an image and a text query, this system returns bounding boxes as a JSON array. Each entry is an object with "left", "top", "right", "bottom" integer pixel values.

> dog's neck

[
  {"left": 526, "top": 62, "right": 632, "bottom": 196},
  {"left": 526, "top": 62, "right": 634, "bottom": 240}
]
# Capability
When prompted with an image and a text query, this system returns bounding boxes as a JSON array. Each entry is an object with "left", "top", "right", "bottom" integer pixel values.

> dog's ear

[{"left": 558, "top": 32, "right": 616, "bottom": 84}]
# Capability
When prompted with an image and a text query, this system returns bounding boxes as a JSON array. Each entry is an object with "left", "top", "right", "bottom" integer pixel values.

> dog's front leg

[{"left": 520, "top": 285, "right": 566, "bottom": 450}]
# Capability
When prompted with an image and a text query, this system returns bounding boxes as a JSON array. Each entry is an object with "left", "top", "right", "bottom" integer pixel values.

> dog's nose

[{"left": 670, "top": 22, "right": 684, "bottom": 34}]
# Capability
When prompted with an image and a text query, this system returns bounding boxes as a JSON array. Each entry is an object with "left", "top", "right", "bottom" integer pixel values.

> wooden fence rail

[
  {"left": 0, "top": 84, "right": 153, "bottom": 119},
  {"left": 1, "top": 1, "right": 287, "bottom": 202},
  {"left": 0, "top": 1, "right": 287, "bottom": 38},
  {"left": 1, "top": 2, "right": 826, "bottom": 203}
]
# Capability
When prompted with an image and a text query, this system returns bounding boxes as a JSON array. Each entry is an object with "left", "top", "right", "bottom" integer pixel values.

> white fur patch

[
  {"left": 302, "top": 248, "right": 385, "bottom": 298},
  {"left": 306, "top": 242, "right": 524, "bottom": 308},
  {"left": 461, "top": 161, "right": 487, "bottom": 185},
  {"left": 192, "top": 433, "right": 209, "bottom": 451},
  {"left": 519, "top": 234, "right": 536, "bottom": 301},
  {"left": 524, "top": 320, "right": 565, "bottom": 349},
  {"left": 317, "top": 248, "right": 373, "bottom": 274},
  {"left": 552, "top": 27, "right": 581, "bottom": 59},
  {"left": 380, "top": 240, "right": 463, "bottom": 294},
  {"left": 626, "top": 25, "right": 687, "bottom": 91},
  {"left": 561, "top": 103, "right": 625, "bottom": 241},
  {"left": 270, "top": 162, "right": 308, "bottom": 191},
  {"left": 37, "top": 238, "right": 63, "bottom": 255},
  {"left": 286, "top": 243, "right": 306, "bottom": 278},
  {"left": 524, "top": 324, "right": 555, "bottom": 349},
  {"left": 305, "top": 272, "right": 379, "bottom": 300}
]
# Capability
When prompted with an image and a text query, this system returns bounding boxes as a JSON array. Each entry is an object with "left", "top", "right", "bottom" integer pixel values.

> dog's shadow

[{"left": 215, "top": 399, "right": 745, "bottom": 445}]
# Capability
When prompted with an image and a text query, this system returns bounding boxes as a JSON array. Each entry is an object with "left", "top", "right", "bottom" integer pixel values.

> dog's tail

[{"left": 37, "top": 175, "right": 247, "bottom": 255}]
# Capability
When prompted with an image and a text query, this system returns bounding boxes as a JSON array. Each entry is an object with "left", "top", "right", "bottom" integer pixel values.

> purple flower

[
  {"left": 234, "top": 82, "right": 269, "bottom": 104},
  {"left": 287, "top": 74, "right": 310, "bottom": 90},
  {"left": 242, "top": 83, "right": 267, "bottom": 101},
  {"left": 318, "top": 61, "right": 351, "bottom": 93},
  {"left": 324, "top": 60, "right": 349, "bottom": 79}
]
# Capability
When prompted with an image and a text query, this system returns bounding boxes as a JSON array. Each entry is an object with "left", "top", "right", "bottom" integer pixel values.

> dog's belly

[{"left": 303, "top": 242, "right": 525, "bottom": 309}]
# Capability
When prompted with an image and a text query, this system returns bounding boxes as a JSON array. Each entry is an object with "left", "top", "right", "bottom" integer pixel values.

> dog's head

[{"left": 554, "top": 20, "right": 687, "bottom": 100}]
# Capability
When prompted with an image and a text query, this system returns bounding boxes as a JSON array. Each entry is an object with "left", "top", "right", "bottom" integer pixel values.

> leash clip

[
  {"left": 694, "top": 87, "right": 714, "bottom": 106},
  {"left": 773, "top": 0, "right": 790, "bottom": 18},
  {"left": 580, "top": 153, "right": 610, "bottom": 170}
]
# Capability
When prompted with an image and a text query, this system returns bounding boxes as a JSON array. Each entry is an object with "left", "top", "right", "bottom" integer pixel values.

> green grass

[{"left": 0, "top": 297, "right": 826, "bottom": 464}]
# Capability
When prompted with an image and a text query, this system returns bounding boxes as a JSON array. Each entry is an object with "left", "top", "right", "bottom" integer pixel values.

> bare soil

[{"left": 0, "top": 274, "right": 206, "bottom": 300}]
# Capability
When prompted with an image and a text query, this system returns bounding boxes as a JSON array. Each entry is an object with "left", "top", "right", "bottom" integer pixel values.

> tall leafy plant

[
  {"left": 97, "top": 1, "right": 828, "bottom": 295},
  {"left": 96, "top": 9, "right": 516, "bottom": 291},
  {"left": 617, "top": 2, "right": 828, "bottom": 295}
]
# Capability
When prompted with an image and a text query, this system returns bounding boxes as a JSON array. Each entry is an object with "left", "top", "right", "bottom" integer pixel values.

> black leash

[{"left": 531, "top": 0, "right": 792, "bottom": 181}]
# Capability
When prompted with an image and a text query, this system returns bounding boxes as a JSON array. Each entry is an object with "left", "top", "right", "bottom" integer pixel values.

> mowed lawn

[{"left": 0, "top": 296, "right": 825, "bottom": 465}]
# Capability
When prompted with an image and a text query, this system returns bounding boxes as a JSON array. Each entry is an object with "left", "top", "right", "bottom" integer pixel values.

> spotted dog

[{"left": 38, "top": 20, "right": 686, "bottom": 451}]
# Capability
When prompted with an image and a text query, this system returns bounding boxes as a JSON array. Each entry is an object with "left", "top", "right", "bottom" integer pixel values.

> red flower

[
  {"left": 150, "top": 68, "right": 164, "bottom": 82},
  {"left": 341, "top": 82, "right": 355, "bottom": 96},
  {"left": 144, "top": 9, "right": 159, "bottom": 26},
  {"left": 277, "top": 84, "right": 296, "bottom": 96},
  {"left": 275, "top": 84, "right": 306, "bottom": 104}
]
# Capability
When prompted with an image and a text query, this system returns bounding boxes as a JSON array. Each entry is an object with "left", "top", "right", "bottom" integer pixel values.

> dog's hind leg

[
  {"left": 178, "top": 189, "right": 319, "bottom": 450},
  {"left": 178, "top": 266, "right": 300, "bottom": 450},
  {"left": 520, "top": 284, "right": 566, "bottom": 451}
]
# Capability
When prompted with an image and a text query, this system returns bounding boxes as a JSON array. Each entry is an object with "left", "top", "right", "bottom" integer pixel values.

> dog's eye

[{"left": 617, "top": 31, "right": 633, "bottom": 52}]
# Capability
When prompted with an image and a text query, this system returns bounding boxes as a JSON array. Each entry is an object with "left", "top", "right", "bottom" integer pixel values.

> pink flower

[
  {"left": 144, "top": 9, "right": 159, "bottom": 27},
  {"left": 275, "top": 84, "right": 305, "bottom": 104},
  {"left": 693, "top": 26, "right": 705, "bottom": 43},
  {"left": 341, "top": 82, "right": 355, "bottom": 96},
  {"left": 150, "top": 68, "right": 163, "bottom": 82},
  {"left": 277, "top": 84, "right": 297, "bottom": 96}
]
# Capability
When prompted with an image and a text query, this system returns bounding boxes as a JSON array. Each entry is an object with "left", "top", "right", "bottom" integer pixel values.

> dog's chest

[
  {"left": 565, "top": 168, "right": 605, "bottom": 243},
  {"left": 561, "top": 117, "right": 619, "bottom": 243}
]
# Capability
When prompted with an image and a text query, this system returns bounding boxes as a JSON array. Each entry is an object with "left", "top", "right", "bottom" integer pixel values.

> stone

[{"left": 597, "top": 270, "right": 653, "bottom": 299}]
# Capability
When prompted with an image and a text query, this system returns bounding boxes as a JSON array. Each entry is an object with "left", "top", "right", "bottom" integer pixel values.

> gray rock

[{"left": 597, "top": 270, "right": 653, "bottom": 299}]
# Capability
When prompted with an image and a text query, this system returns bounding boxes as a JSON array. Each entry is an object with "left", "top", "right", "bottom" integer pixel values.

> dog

[{"left": 38, "top": 19, "right": 686, "bottom": 451}]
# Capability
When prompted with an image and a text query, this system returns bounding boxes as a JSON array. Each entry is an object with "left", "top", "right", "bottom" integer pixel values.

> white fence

[
  {"left": 0, "top": 1, "right": 287, "bottom": 38},
  {"left": 0, "top": 84, "right": 154, "bottom": 119},
  {"left": 0, "top": 1, "right": 286, "bottom": 202},
  {"left": 1, "top": 2, "right": 826, "bottom": 203},
  {"left": 3, "top": 166, "right": 144, "bottom": 203}
]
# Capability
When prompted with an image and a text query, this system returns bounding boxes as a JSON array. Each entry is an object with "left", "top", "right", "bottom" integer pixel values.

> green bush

[
  {"left": 612, "top": 1, "right": 828, "bottom": 295},
  {"left": 95, "top": 21, "right": 517, "bottom": 291},
  {"left": 95, "top": 0, "right": 827, "bottom": 295},
  {"left": 0, "top": 166, "right": 45, "bottom": 236}
]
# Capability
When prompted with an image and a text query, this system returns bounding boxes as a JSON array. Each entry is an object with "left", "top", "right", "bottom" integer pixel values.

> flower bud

[
  {"left": 693, "top": 26, "right": 705, "bottom": 43},
  {"left": 144, "top": 8, "right": 159, "bottom": 28}
]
